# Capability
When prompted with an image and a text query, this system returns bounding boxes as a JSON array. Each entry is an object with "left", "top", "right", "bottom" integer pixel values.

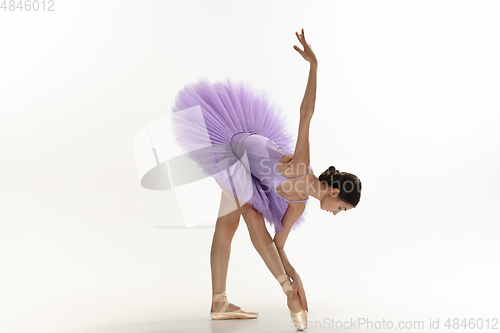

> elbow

[{"left": 300, "top": 107, "right": 314, "bottom": 120}]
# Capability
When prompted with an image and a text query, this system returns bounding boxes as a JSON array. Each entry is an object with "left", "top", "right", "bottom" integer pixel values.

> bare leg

[
  {"left": 238, "top": 203, "right": 302, "bottom": 312},
  {"left": 239, "top": 204, "right": 287, "bottom": 279},
  {"left": 219, "top": 168, "right": 287, "bottom": 283},
  {"left": 210, "top": 190, "right": 242, "bottom": 312},
  {"left": 211, "top": 187, "right": 301, "bottom": 313}
]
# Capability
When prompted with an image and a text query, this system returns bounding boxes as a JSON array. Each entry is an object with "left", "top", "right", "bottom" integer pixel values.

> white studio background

[{"left": 1, "top": 1, "right": 499, "bottom": 332}]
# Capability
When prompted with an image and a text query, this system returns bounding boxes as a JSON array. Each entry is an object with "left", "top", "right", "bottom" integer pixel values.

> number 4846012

[
  {"left": 444, "top": 318, "right": 498, "bottom": 329},
  {"left": 1, "top": 0, "right": 55, "bottom": 11}
]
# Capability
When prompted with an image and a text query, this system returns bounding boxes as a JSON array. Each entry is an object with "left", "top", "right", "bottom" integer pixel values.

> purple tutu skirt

[{"left": 169, "top": 77, "right": 308, "bottom": 233}]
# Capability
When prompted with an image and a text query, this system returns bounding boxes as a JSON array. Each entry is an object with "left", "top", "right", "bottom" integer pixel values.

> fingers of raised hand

[
  {"left": 295, "top": 31, "right": 302, "bottom": 45},
  {"left": 296, "top": 29, "right": 306, "bottom": 45}
]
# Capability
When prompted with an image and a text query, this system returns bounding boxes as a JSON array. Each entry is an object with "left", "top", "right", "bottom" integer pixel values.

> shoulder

[
  {"left": 284, "top": 157, "right": 311, "bottom": 178},
  {"left": 287, "top": 201, "right": 306, "bottom": 214},
  {"left": 279, "top": 155, "right": 304, "bottom": 178}
]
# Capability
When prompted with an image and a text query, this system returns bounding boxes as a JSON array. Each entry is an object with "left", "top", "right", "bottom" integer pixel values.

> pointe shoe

[
  {"left": 277, "top": 273, "right": 307, "bottom": 331},
  {"left": 210, "top": 290, "right": 258, "bottom": 320}
]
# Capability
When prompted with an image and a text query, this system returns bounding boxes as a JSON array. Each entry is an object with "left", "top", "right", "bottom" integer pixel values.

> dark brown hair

[{"left": 318, "top": 166, "right": 362, "bottom": 207}]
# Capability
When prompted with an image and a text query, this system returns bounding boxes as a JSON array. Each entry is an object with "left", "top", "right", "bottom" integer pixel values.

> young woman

[{"left": 170, "top": 28, "right": 362, "bottom": 330}]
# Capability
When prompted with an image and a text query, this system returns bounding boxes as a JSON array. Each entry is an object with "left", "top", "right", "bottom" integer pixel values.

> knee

[
  {"left": 215, "top": 215, "right": 240, "bottom": 233},
  {"left": 242, "top": 205, "right": 265, "bottom": 231}
]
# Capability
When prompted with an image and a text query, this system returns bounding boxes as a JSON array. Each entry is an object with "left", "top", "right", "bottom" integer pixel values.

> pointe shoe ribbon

[
  {"left": 210, "top": 290, "right": 258, "bottom": 320},
  {"left": 277, "top": 274, "right": 308, "bottom": 331}
]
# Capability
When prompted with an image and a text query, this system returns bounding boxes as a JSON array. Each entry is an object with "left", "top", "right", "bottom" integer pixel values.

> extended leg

[
  {"left": 238, "top": 202, "right": 302, "bottom": 313},
  {"left": 219, "top": 167, "right": 286, "bottom": 280},
  {"left": 238, "top": 203, "right": 287, "bottom": 280}
]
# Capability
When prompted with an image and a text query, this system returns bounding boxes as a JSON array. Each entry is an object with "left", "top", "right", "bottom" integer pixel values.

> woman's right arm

[
  {"left": 293, "top": 29, "right": 317, "bottom": 168},
  {"left": 299, "top": 61, "right": 318, "bottom": 120},
  {"left": 293, "top": 28, "right": 318, "bottom": 118}
]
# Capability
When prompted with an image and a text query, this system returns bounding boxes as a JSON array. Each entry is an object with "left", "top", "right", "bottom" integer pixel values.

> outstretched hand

[{"left": 293, "top": 28, "right": 317, "bottom": 64}]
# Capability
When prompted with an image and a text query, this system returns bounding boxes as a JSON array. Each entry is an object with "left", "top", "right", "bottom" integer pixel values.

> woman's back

[{"left": 230, "top": 132, "right": 311, "bottom": 203}]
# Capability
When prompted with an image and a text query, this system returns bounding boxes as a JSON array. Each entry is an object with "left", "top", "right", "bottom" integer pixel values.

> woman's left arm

[
  {"left": 277, "top": 247, "right": 298, "bottom": 281},
  {"left": 277, "top": 248, "right": 308, "bottom": 312},
  {"left": 273, "top": 207, "right": 309, "bottom": 312},
  {"left": 273, "top": 206, "right": 302, "bottom": 281}
]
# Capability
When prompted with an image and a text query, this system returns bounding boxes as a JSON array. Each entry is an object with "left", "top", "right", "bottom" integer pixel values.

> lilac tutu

[{"left": 169, "top": 77, "right": 309, "bottom": 233}]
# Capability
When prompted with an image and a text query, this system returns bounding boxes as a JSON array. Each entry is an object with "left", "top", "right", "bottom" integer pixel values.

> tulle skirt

[{"left": 169, "top": 77, "right": 308, "bottom": 233}]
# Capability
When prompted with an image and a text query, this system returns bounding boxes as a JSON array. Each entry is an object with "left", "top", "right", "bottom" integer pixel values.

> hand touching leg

[{"left": 238, "top": 204, "right": 302, "bottom": 314}]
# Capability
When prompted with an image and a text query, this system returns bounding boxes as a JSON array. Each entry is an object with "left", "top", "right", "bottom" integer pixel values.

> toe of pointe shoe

[
  {"left": 210, "top": 308, "right": 258, "bottom": 320},
  {"left": 290, "top": 309, "right": 307, "bottom": 330},
  {"left": 240, "top": 308, "right": 258, "bottom": 319}
]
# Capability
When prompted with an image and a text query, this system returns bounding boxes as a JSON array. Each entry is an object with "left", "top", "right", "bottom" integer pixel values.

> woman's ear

[{"left": 330, "top": 188, "right": 340, "bottom": 196}]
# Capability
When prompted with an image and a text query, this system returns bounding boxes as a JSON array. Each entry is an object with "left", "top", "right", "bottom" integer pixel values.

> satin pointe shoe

[
  {"left": 210, "top": 290, "right": 258, "bottom": 320},
  {"left": 277, "top": 273, "right": 307, "bottom": 331}
]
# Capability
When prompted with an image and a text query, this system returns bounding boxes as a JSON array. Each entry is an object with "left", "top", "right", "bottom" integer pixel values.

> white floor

[{"left": 1, "top": 206, "right": 499, "bottom": 333}]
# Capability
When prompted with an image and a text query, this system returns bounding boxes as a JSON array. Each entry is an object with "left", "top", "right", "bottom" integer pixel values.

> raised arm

[
  {"left": 293, "top": 28, "right": 318, "bottom": 168},
  {"left": 294, "top": 28, "right": 318, "bottom": 119},
  {"left": 300, "top": 62, "right": 318, "bottom": 119}
]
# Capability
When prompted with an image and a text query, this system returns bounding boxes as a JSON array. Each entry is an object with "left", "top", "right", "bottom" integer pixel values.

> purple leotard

[{"left": 230, "top": 132, "right": 311, "bottom": 203}]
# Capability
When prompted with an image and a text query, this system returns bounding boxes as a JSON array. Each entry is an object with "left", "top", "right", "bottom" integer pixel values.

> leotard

[{"left": 230, "top": 132, "right": 311, "bottom": 203}]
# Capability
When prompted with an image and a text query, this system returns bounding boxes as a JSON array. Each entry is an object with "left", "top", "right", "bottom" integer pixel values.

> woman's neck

[{"left": 304, "top": 174, "right": 330, "bottom": 201}]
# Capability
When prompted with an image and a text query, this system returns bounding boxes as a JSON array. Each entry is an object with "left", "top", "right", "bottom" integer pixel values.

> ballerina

[{"left": 170, "top": 28, "right": 362, "bottom": 331}]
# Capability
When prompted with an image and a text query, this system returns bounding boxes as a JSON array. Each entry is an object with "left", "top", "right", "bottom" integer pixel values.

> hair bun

[
  {"left": 328, "top": 166, "right": 340, "bottom": 176},
  {"left": 319, "top": 166, "right": 341, "bottom": 182}
]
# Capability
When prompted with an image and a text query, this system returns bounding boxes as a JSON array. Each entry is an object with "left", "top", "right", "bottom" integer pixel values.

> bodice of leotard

[{"left": 230, "top": 132, "right": 311, "bottom": 203}]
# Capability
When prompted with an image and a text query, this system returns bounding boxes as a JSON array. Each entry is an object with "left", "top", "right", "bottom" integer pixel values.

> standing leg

[{"left": 210, "top": 190, "right": 242, "bottom": 313}]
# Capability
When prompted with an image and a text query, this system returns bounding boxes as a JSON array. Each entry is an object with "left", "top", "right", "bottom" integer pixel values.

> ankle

[
  {"left": 212, "top": 290, "right": 225, "bottom": 297},
  {"left": 212, "top": 290, "right": 226, "bottom": 300},
  {"left": 277, "top": 273, "right": 293, "bottom": 295},
  {"left": 277, "top": 273, "right": 289, "bottom": 284}
]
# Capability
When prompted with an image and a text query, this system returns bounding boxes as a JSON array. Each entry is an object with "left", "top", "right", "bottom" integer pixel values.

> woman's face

[{"left": 321, "top": 188, "right": 354, "bottom": 216}]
